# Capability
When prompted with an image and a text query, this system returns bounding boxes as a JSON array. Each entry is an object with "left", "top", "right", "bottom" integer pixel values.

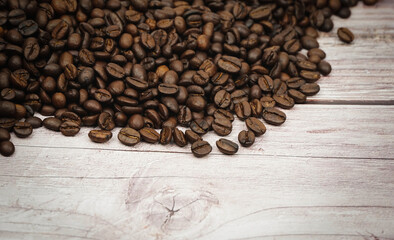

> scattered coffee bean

[
  {"left": 13, "top": 122, "right": 33, "bottom": 138},
  {"left": 245, "top": 117, "right": 266, "bottom": 136},
  {"left": 238, "top": 130, "right": 255, "bottom": 147},
  {"left": 0, "top": 141, "right": 15, "bottom": 157},
  {"left": 139, "top": 127, "right": 159, "bottom": 143},
  {"left": 216, "top": 138, "right": 239, "bottom": 155},
  {"left": 337, "top": 27, "right": 354, "bottom": 43},
  {"left": 118, "top": 127, "right": 140, "bottom": 146},
  {"left": 191, "top": 140, "right": 212, "bottom": 158},
  {"left": 60, "top": 121, "right": 80, "bottom": 136}
]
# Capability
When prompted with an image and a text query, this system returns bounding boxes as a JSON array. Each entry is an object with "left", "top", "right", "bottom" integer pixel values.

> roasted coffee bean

[
  {"left": 238, "top": 130, "right": 255, "bottom": 147},
  {"left": 190, "top": 119, "right": 209, "bottom": 135},
  {"left": 273, "top": 94, "right": 295, "bottom": 109},
  {"left": 25, "top": 117, "right": 42, "bottom": 129},
  {"left": 249, "top": 6, "right": 271, "bottom": 20},
  {"left": 214, "top": 90, "right": 231, "bottom": 109},
  {"left": 43, "top": 117, "right": 62, "bottom": 131},
  {"left": 262, "top": 107, "right": 286, "bottom": 126},
  {"left": 337, "top": 27, "right": 354, "bottom": 43},
  {"left": 140, "top": 127, "right": 160, "bottom": 143},
  {"left": 300, "top": 83, "right": 320, "bottom": 96},
  {"left": 318, "top": 61, "right": 332, "bottom": 76},
  {"left": 13, "top": 121, "right": 33, "bottom": 138},
  {"left": 159, "top": 126, "right": 172, "bottom": 145},
  {"left": 216, "top": 138, "right": 238, "bottom": 155},
  {"left": 98, "top": 112, "right": 115, "bottom": 131},
  {"left": 0, "top": 101, "right": 16, "bottom": 117},
  {"left": 173, "top": 128, "right": 187, "bottom": 147},
  {"left": 191, "top": 140, "right": 212, "bottom": 158},
  {"left": 89, "top": 129, "right": 112, "bottom": 143},
  {"left": 0, "top": 128, "right": 11, "bottom": 142},
  {"left": 0, "top": 141, "right": 15, "bottom": 157},
  {"left": 94, "top": 89, "right": 112, "bottom": 103},
  {"left": 250, "top": 99, "right": 263, "bottom": 117},
  {"left": 185, "top": 129, "right": 202, "bottom": 144},
  {"left": 118, "top": 127, "right": 140, "bottom": 146},
  {"left": 106, "top": 63, "right": 125, "bottom": 79},
  {"left": 61, "top": 112, "right": 81, "bottom": 126},
  {"left": 218, "top": 55, "right": 241, "bottom": 73},
  {"left": 158, "top": 83, "right": 179, "bottom": 95},
  {"left": 245, "top": 117, "right": 266, "bottom": 136},
  {"left": 288, "top": 89, "right": 307, "bottom": 103},
  {"left": 60, "top": 121, "right": 80, "bottom": 136},
  {"left": 212, "top": 117, "right": 232, "bottom": 136},
  {"left": 234, "top": 101, "right": 251, "bottom": 120},
  {"left": 18, "top": 20, "right": 38, "bottom": 36},
  {"left": 300, "top": 70, "right": 321, "bottom": 83},
  {"left": 214, "top": 109, "right": 234, "bottom": 122}
]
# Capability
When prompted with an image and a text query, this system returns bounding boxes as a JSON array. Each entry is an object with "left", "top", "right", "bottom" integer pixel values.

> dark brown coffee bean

[
  {"left": 140, "top": 127, "right": 160, "bottom": 143},
  {"left": 262, "top": 107, "right": 286, "bottom": 126},
  {"left": 185, "top": 130, "right": 202, "bottom": 144},
  {"left": 98, "top": 112, "right": 115, "bottom": 131},
  {"left": 245, "top": 117, "right": 266, "bottom": 136},
  {"left": 0, "top": 101, "right": 16, "bottom": 117},
  {"left": 79, "top": 49, "right": 95, "bottom": 66},
  {"left": 0, "top": 128, "right": 11, "bottom": 142},
  {"left": 190, "top": 119, "right": 209, "bottom": 135},
  {"left": 234, "top": 101, "right": 251, "bottom": 120},
  {"left": 23, "top": 37, "right": 40, "bottom": 61},
  {"left": 159, "top": 126, "right": 172, "bottom": 145},
  {"left": 191, "top": 140, "right": 212, "bottom": 158},
  {"left": 238, "top": 130, "right": 255, "bottom": 147},
  {"left": 25, "top": 117, "right": 42, "bottom": 129},
  {"left": 126, "top": 77, "right": 148, "bottom": 90},
  {"left": 173, "top": 128, "right": 187, "bottom": 147},
  {"left": 212, "top": 117, "right": 232, "bottom": 136},
  {"left": 337, "top": 27, "right": 354, "bottom": 43},
  {"left": 128, "top": 114, "right": 144, "bottom": 130},
  {"left": 106, "top": 63, "right": 125, "bottom": 79},
  {"left": 61, "top": 112, "right": 81, "bottom": 126},
  {"left": 214, "top": 90, "right": 231, "bottom": 108},
  {"left": 216, "top": 138, "right": 238, "bottom": 155},
  {"left": 249, "top": 6, "right": 271, "bottom": 20},
  {"left": 13, "top": 121, "right": 32, "bottom": 138},
  {"left": 288, "top": 89, "right": 307, "bottom": 103},
  {"left": 43, "top": 117, "right": 62, "bottom": 131},
  {"left": 300, "top": 83, "right": 320, "bottom": 96},
  {"left": 158, "top": 83, "right": 179, "bottom": 95},
  {"left": 118, "top": 127, "right": 140, "bottom": 146},
  {"left": 94, "top": 89, "right": 112, "bottom": 103},
  {"left": 18, "top": 20, "right": 38, "bottom": 36},
  {"left": 218, "top": 55, "right": 241, "bottom": 73},
  {"left": 0, "top": 118, "right": 16, "bottom": 131},
  {"left": 273, "top": 94, "right": 295, "bottom": 109},
  {"left": 318, "top": 60, "right": 332, "bottom": 76},
  {"left": 11, "top": 69, "right": 29, "bottom": 89},
  {"left": 286, "top": 77, "right": 306, "bottom": 89},
  {"left": 0, "top": 141, "right": 15, "bottom": 157},
  {"left": 89, "top": 129, "right": 112, "bottom": 143},
  {"left": 258, "top": 75, "right": 274, "bottom": 92},
  {"left": 60, "top": 121, "right": 80, "bottom": 136},
  {"left": 300, "top": 70, "right": 321, "bottom": 82},
  {"left": 250, "top": 99, "right": 263, "bottom": 117}
]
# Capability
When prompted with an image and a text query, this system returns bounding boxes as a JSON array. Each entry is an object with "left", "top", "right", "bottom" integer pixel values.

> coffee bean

[
  {"left": 118, "top": 127, "right": 140, "bottom": 146},
  {"left": 262, "top": 107, "right": 287, "bottom": 126},
  {"left": 43, "top": 117, "right": 62, "bottom": 131},
  {"left": 61, "top": 112, "right": 81, "bottom": 126},
  {"left": 216, "top": 138, "right": 238, "bottom": 155},
  {"left": 249, "top": 6, "right": 271, "bottom": 20},
  {"left": 218, "top": 55, "right": 241, "bottom": 73},
  {"left": 0, "top": 101, "right": 16, "bottom": 117},
  {"left": 288, "top": 89, "right": 307, "bottom": 103},
  {"left": 159, "top": 126, "right": 172, "bottom": 145},
  {"left": 25, "top": 117, "right": 42, "bottom": 129},
  {"left": 214, "top": 90, "right": 231, "bottom": 108},
  {"left": 106, "top": 63, "right": 125, "bottom": 79},
  {"left": 88, "top": 129, "right": 112, "bottom": 143},
  {"left": 234, "top": 101, "right": 251, "bottom": 120},
  {"left": 337, "top": 27, "right": 354, "bottom": 43},
  {"left": 214, "top": 109, "right": 234, "bottom": 122},
  {"left": 0, "top": 128, "right": 11, "bottom": 141},
  {"left": 0, "top": 141, "right": 15, "bottom": 157},
  {"left": 300, "top": 83, "right": 320, "bottom": 96},
  {"left": 136, "top": 126, "right": 159, "bottom": 144},
  {"left": 185, "top": 129, "right": 202, "bottom": 144},
  {"left": 18, "top": 20, "right": 38, "bottom": 36},
  {"left": 60, "top": 121, "right": 80, "bottom": 136},
  {"left": 190, "top": 119, "right": 209, "bottom": 135},
  {"left": 212, "top": 117, "right": 232, "bottom": 136},
  {"left": 98, "top": 112, "right": 115, "bottom": 131},
  {"left": 273, "top": 94, "right": 295, "bottom": 109},
  {"left": 173, "top": 128, "right": 187, "bottom": 147},
  {"left": 245, "top": 117, "right": 266, "bottom": 136},
  {"left": 238, "top": 130, "right": 255, "bottom": 147},
  {"left": 191, "top": 140, "right": 212, "bottom": 158},
  {"left": 13, "top": 121, "right": 33, "bottom": 138},
  {"left": 318, "top": 60, "right": 332, "bottom": 76}
]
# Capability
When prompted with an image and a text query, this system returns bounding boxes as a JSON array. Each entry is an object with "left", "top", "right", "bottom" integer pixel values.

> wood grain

[{"left": 1, "top": 1, "right": 394, "bottom": 240}]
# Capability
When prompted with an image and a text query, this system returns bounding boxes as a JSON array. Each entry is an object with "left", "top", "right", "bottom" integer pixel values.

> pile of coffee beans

[{"left": 0, "top": 0, "right": 378, "bottom": 157}]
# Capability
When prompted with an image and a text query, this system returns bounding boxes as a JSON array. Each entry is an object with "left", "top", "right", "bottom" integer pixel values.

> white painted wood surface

[{"left": 1, "top": 1, "right": 394, "bottom": 240}]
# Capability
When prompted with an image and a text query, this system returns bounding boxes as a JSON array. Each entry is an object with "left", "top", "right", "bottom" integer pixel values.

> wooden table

[{"left": 1, "top": 1, "right": 394, "bottom": 239}]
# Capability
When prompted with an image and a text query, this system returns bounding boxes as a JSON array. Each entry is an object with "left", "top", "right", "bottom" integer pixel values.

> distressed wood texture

[{"left": 1, "top": 1, "right": 394, "bottom": 240}]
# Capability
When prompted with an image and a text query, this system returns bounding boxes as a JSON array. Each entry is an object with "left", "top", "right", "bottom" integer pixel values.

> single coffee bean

[
  {"left": 260, "top": 96, "right": 276, "bottom": 108},
  {"left": 300, "top": 83, "right": 320, "bottom": 96},
  {"left": 89, "top": 129, "right": 112, "bottom": 143},
  {"left": 25, "top": 117, "right": 42, "bottom": 129},
  {"left": 0, "top": 141, "right": 15, "bottom": 157},
  {"left": 43, "top": 117, "right": 62, "bottom": 131},
  {"left": 216, "top": 138, "right": 239, "bottom": 155},
  {"left": 158, "top": 83, "right": 179, "bottom": 95},
  {"left": 337, "top": 27, "right": 354, "bottom": 43},
  {"left": 288, "top": 89, "right": 307, "bottom": 103},
  {"left": 214, "top": 109, "right": 234, "bottom": 122},
  {"left": 217, "top": 55, "right": 242, "bottom": 73},
  {"left": 191, "top": 140, "right": 212, "bottom": 158},
  {"left": 61, "top": 112, "right": 81, "bottom": 126},
  {"left": 139, "top": 127, "right": 160, "bottom": 143},
  {"left": 13, "top": 121, "right": 33, "bottom": 138},
  {"left": 273, "top": 94, "right": 295, "bottom": 109},
  {"left": 214, "top": 90, "right": 231, "bottom": 108},
  {"left": 159, "top": 126, "right": 172, "bottom": 145},
  {"left": 262, "top": 107, "right": 287, "bottom": 126},
  {"left": 59, "top": 121, "right": 80, "bottom": 136},
  {"left": 245, "top": 117, "right": 266, "bottom": 136},
  {"left": 0, "top": 128, "right": 11, "bottom": 141},
  {"left": 318, "top": 60, "right": 332, "bottom": 76},
  {"left": 212, "top": 117, "right": 232, "bottom": 136},
  {"left": 250, "top": 99, "right": 263, "bottom": 117},
  {"left": 106, "top": 63, "right": 125, "bottom": 79},
  {"left": 185, "top": 129, "right": 202, "bottom": 144},
  {"left": 190, "top": 119, "right": 209, "bottom": 135},
  {"left": 98, "top": 112, "right": 115, "bottom": 131},
  {"left": 173, "top": 128, "right": 187, "bottom": 147},
  {"left": 238, "top": 130, "right": 255, "bottom": 147},
  {"left": 118, "top": 127, "right": 140, "bottom": 146},
  {"left": 0, "top": 101, "right": 16, "bottom": 117},
  {"left": 300, "top": 70, "right": 321, "bottom": 83},
  {"left": 234, "top": 101, "right": 252, "bottom": 120}
]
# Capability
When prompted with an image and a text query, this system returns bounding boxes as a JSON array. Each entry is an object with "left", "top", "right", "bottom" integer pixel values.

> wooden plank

[
  {"left": 0, "top": 149, "right": 393, "bottom": 239},
  {"left": 307, "top": 0, "right": 394, "bottom": 103},
  {"left": 10, "top": 105, "right": 394, "bottom": 159}
]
